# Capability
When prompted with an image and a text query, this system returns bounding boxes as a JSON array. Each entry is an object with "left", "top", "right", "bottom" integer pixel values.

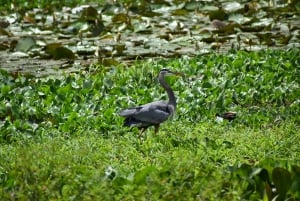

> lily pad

[
  {"left": 45, "top": 43, "right": 75, "bottom": 60},
  {"left": 0, "top": 28, "right": 11, "bottom": 36},
  {"left": 15, "top": 37, "right": 36, "bottom": 52},
  {"left": 81, "top": 6, "right": 99, "bottom": 21}
]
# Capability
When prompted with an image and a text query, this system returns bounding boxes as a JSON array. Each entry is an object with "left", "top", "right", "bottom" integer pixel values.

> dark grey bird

[
  {"left": 216, "top": 112, "right": 237, "bottom": 122},
  {"left": 119, "top": 69, "right": 183, "bottom": 135}
]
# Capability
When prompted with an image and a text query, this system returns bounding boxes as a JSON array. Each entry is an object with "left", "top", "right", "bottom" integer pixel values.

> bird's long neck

[{"left": 159, "top": 74, "right": 176, "bottom": 109}]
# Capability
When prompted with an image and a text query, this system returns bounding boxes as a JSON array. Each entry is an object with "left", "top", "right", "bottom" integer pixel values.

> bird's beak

[{"left": 173, "top": 71, "right": 184, "bottom": 77}]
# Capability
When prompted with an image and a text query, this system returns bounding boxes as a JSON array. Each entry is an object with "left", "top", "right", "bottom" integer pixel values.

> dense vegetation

[{"left": 0, "top": 49, "right": 300, "bottom": 200}]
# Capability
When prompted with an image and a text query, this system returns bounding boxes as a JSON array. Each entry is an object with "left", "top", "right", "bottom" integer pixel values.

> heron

[{"left": 119, "top": 68, "right": 183, "bottom": 135}]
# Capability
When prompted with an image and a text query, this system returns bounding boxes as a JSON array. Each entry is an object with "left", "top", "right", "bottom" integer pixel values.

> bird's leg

[
  {"left": 138, "top": 127, "right": 146, "bottom": 137},
  {"left": 154, "top": 124, "right": 160, "bottom": 134}
]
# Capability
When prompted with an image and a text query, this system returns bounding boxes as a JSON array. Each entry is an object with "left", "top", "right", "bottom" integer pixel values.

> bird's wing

[
  {"left": 118, "top": 106, "right": 143, "bottom": 117},
  {"left": 119, "top": 101, "right": 171, "bottom": 124}
]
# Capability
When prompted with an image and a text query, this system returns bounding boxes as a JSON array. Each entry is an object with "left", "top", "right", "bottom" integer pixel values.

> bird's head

[{"left": 159, "top": 68, "right": 184, "bottom": 77}]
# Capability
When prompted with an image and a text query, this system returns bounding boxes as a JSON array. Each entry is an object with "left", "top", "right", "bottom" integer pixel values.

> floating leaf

[
  {"left": 81, "top": 6, "right": 99, "bottom": 21},
  {"left": 0, "top": 28, "right": 11, "bottom": 36},
  {"left": 90, "top": 20, "right": 105, "bottom": 36},
  {"left": 208, "top": 8, "right": 228, "bottom": 21},
  {"left": 15, "top": 37, "right": 36, "bottom": 52},
  {"left": 0, "top": 20, "right": 9, "bottom": 28},
  {"left": 184, "top": 1, "right": 202, "bottom": 10},
  {"left": 112, "top": 13, "right": 129, "bottom": 23},
  {"left": 45, "top": 43, "right": 75, "bottom": 60},
  {"left": 114, "top": 43, "right": 126, "bottom": 55},
  {"left": 171, "top": 9, "right": 189, "bottom": 16},
  {"left": 0, "top": 42, "right": 9, "bottom": 50},
  {"left": 223, "top": 2, "right": 243, "bottom": 13},
  {"left": 100, "top": 58, "right": 119, "bottom": 66}
]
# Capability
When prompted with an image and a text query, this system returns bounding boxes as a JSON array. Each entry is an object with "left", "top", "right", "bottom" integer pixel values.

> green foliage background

[{"left": 0, "top": 49, "right": 300, "bottom": 200}]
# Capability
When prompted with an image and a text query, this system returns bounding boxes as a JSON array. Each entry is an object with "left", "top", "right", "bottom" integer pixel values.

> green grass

[
  {"left": 0, "top": 122, "right": 299, "bottom": 200},
  {"left": 0, "top": 49, "right": 300, "bottom": 200}
]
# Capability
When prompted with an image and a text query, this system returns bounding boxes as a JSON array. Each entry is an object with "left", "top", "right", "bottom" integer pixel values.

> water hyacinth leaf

[{"left": 83, "top": 80, "right": 93, "bottom": 89}]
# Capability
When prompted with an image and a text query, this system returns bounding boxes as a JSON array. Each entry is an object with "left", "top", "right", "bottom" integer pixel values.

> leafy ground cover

[{"left": 0, "top": 49, "right": 300, "bottom": 200}]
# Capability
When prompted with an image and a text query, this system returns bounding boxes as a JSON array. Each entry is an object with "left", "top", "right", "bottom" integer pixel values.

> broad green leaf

[{"left": 272, "top": 167, "right": 292, "bottom": 200}]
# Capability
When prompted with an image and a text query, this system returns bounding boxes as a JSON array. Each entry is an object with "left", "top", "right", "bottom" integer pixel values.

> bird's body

[
  {"left": 119, "top": 69, "right": 183, "bottom": 135},
  {"left": 216, "top": 112, "right": 237, "bottom": 122}
]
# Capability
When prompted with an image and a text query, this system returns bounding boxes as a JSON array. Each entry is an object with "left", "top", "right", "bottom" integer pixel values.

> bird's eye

[{"left": 160, "top": 68, "right": 171, "bottom": 73}]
